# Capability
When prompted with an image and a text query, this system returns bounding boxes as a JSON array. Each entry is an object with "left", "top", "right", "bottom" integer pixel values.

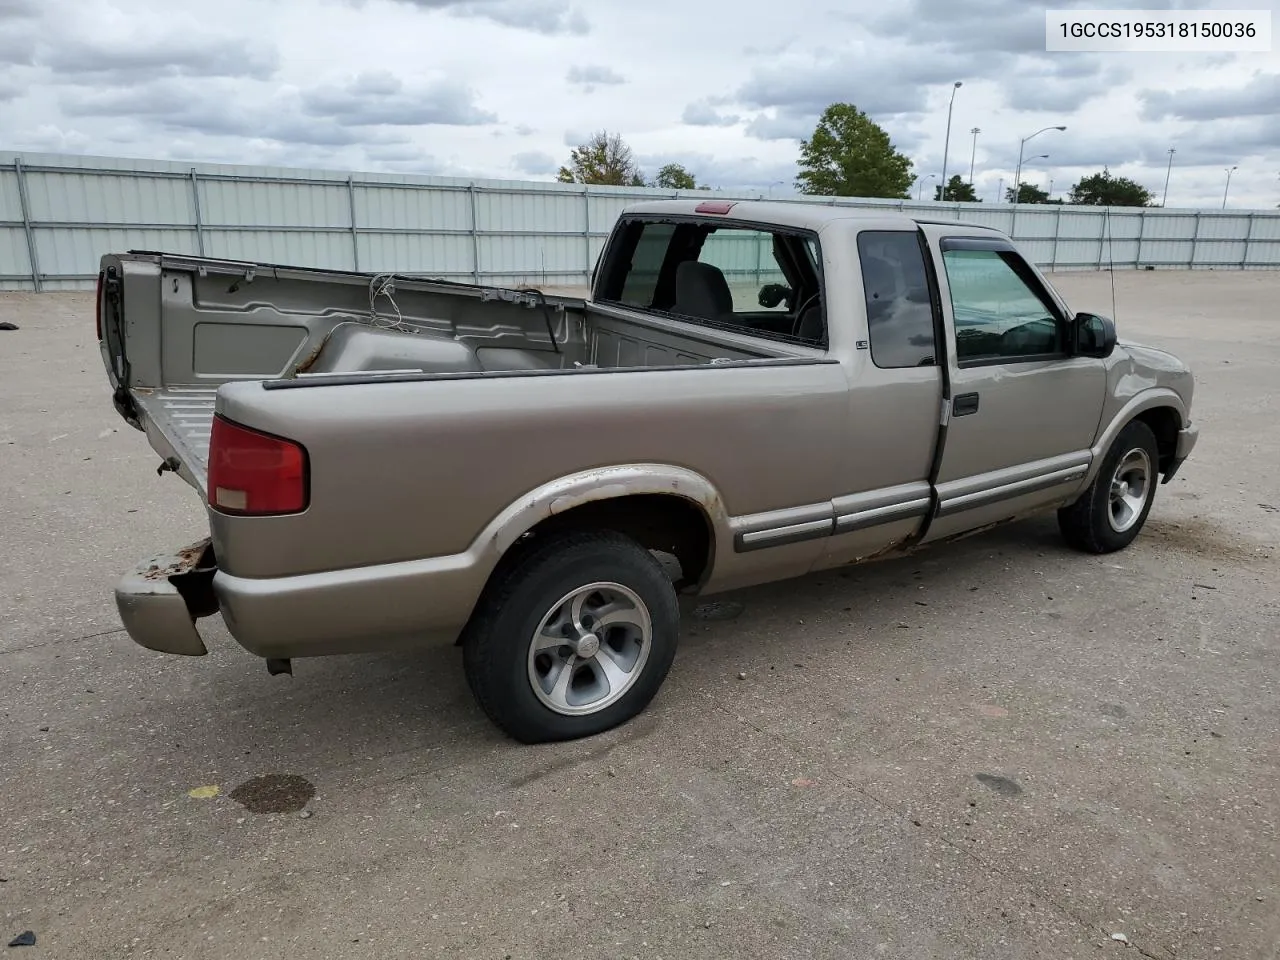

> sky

[{"left": 1, "top": 0, "right": 1278, "bottom": 209}]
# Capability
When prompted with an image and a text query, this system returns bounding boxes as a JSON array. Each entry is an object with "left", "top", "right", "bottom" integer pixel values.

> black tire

[
  {"left": 1058, "top": 419, "right": 1160, "bottom": 554},
  {"left": 463, "top": 530, "right": 680, "bottom": 744}
]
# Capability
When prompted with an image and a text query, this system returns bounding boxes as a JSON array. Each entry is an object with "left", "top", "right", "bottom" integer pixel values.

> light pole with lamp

[
  {"left": 968, "top": 127, "right": 980, "bottom": 184},
  {"left": 1013, "top": 125, "right": 1066, "bottom": 201},
  {"left": 1222, "top": 165, "right": 1237, "bottom": 208},
  {"left": 939, "top": 81, "right": 962, "bottom": 200},
  {"left": 1011, "top": 154, "right": 1048, "bottom": 201},
  {"left": 1162, "top": 148, "right": 1175, "bottom": 206},
  {"left": 917, "top": 173, "right": 937, "bottom": 201}
]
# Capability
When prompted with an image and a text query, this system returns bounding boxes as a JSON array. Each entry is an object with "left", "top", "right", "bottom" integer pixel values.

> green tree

[
  {"left": 794, "top": 103, "right": 913, "bottom": 199},
  {"left": 1067, "top": 169, "right": 1155, "bottom": 206},
  {"left": 652, "top": 162, "right": 704, "bottom": 190},
  {"left": 556, "top": 130, "right": 645, "bottom": 186},
  {"left": 1005, "top": 182, "right": 1056, "bottom": 204},
  {"left": 935, "top": 175, "right": 978, "bottom": 202}
]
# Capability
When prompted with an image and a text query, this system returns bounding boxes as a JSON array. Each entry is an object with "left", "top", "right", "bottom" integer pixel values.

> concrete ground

[{"left": 1, "top": 271, "right": 1278, "bottom": 959}]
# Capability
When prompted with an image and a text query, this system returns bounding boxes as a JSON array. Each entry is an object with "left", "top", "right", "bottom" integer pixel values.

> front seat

[{"left": 674, "top": 260, "right": 733, "bottom": 320}]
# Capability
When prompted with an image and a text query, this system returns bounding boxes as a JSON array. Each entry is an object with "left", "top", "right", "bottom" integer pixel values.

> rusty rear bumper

[{"left": 115, "top": 538, "right": 219, "bottom": 656}]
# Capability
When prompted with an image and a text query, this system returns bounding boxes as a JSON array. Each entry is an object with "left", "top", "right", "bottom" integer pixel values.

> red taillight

[
  {"left": 207, "top": 415, "right": 308, "bottom": 515},
  {"left": 95, "top": 272, "right": 104, "bottom": 341}
]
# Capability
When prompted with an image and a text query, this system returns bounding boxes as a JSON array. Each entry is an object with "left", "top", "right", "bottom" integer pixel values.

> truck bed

[{"left": 100, "top": 253, "right": 800, "bottom": 488}]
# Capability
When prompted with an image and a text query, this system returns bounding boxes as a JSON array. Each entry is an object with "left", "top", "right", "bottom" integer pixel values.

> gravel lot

[{"left": 2, "top": 270, "right": 1278, "bottom": 959}]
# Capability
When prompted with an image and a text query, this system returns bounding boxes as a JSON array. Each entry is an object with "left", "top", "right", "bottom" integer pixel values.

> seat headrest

[{"left": 675, "top": 260, "right": 733, "bottom": 319}]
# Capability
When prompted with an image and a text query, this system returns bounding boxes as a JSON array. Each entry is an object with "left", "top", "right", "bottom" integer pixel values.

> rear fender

[{"left": 482, "top": 464, "right": 730, "bottom": 560}]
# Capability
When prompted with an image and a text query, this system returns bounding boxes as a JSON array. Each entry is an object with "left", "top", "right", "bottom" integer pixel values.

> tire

[
  {"left": 1058, "top": 419, "right": 1160, "bottom": 554},
  {"left": 462, "top": 530, "right": 680, "bottom": 744}
]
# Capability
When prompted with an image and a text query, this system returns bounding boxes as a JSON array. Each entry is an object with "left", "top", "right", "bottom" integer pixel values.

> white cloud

[
  {"left": 0, "top": 0, "right": 1275, "bottom": 207},
  {"left": 566, "top": 64, "right": 626, "bottom": 92},
  {"left": 682, "top": 100, "right": 740, "bottom": 128},
  {"left": 513, "top": 149, "right": 558, "bottom": 174}
]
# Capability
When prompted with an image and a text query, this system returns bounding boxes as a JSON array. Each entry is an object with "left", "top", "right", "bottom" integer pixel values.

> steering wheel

[{"left": 790, "top": 292, "right": 821, "bottom": 338}]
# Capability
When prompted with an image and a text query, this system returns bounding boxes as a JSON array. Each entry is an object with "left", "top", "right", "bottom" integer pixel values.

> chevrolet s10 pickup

[{"left": 97, "top": 199, "right": 1198, "bottom": 743}]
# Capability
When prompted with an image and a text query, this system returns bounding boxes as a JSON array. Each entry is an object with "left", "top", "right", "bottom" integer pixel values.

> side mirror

[
  {"left": 758, "top": 283, "right": 791, "bottom": 308},
  {"left": 1072, "top": 312, "right": 1116, "bottom": 358}
]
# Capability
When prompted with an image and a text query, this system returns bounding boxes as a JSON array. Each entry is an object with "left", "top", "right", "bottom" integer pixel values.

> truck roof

[{"left": 619, "top": 198, "right": 1000, "bottom": 235}]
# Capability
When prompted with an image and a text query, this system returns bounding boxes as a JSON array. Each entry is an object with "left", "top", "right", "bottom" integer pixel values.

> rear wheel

[
  {"left": 1058, "top": 420, "right": 1160, "bottom": 554},
  {"left": 463, "top": 530, "right": 680, "bottom": 743}
]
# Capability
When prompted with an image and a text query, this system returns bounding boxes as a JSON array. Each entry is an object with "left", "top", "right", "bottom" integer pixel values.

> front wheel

[
  {"left": 1058, "top": 419, "right": 1160, "bottom": 554},
  {"left": 463, "top": 530, "right": 680, "bottom": 744}
]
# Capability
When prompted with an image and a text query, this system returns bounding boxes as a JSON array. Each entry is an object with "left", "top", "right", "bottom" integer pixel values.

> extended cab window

[
  {"left": 857, "top": 231, "right": 937, "bottom": 368},
  {"left": 596, "top": 219, "right": 826, "bottom": 345},
  {"left": 941, "top": 247, "right": 1065, "bottom": 363}
]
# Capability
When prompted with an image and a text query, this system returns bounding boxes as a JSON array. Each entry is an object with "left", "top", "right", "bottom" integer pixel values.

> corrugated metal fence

[{"left": 3, "top": 151, "right": 1280, "bottom": 291}]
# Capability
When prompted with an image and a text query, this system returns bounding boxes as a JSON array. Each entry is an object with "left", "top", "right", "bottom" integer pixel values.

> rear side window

[{"left": 857, "top": 231, "right": 937, "bottom": 369}]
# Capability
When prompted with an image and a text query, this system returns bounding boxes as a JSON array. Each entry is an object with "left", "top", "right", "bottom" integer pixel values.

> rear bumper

[
  {"left": 1162, "top": 421, "right": 1199, "bottom": 483},
  {"left": 117, "top": 539, "right": 491, "bottom": 661},
  {"left": 114, "top": 538, "right": 218, "bottom": 656},
  {"left": 212, "top": 550, "right": 488, "bottom": 659}
]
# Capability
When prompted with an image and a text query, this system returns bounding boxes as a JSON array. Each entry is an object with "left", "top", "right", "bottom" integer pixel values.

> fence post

[
  {"left": 582, "top": 187, "right": 592, "bottom": 288},
  {"left": 13, "top": 158, "right": 41, "bottom": 292},
  {"left": 1135, "top": 207, "right": 1146, "bottom": 268},
  {"left": 346, "top": 176, "right": 360, "bottom": 272},
  {"left": 189, "top": 168, "right": 206, "bottom": 256},
  {"left": 1241, "top": 211, "right": 1256, "bottom": 269},
  {"left": 468, "top": 182, "right": 482, "bottom": 283},
  {"left": 1189, "top": 211, "right": 1201, "bottom": 269},
  {"left": 1050, "top": 205, "right": 1061, "bottom": 271},
  {"left": 1097, "top": 207, "right": 1108, "bottom": 269}
]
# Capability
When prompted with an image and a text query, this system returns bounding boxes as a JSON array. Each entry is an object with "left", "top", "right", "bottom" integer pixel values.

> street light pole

[
  {"left": 1013, "top": 125, "right": 1067, "bottom": 203},
  {"left": 918, "top": 173, "right": 937, "bottom": 201},
  {"left": 968, "top": 127, "right": 980, "bottom": 183},
  {"left": 1162, "top": 148, "right": 1175, "bottom": 207},
  {"left": 939, "top": 81, "right": 962, "bottom": 201},
  {"left": 1222, "top": 165, "right": 1237, "bottom": 208},
  {"left": 1011, "top": 155, "right": 1048, "bottom": 202}
]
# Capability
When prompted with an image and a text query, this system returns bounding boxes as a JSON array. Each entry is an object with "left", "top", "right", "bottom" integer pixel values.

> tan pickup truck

[{"left": 99, "top": 199, "right": 1198, "bottom": 743}]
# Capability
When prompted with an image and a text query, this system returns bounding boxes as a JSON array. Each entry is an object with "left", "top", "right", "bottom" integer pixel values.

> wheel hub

[
  {"left": 527, "top": 582, "right": 653, "bottom": 717},
  {"left": 573, "top": 633, "right": 600, "bottom": 658},
  {"left": 1107, "top": 447, "right": 1152, "bottom": 534}
]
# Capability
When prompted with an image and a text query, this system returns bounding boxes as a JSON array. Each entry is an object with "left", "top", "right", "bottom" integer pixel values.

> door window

[{"left": 941, "top": 247, "right": 1065, "bottom": 363}]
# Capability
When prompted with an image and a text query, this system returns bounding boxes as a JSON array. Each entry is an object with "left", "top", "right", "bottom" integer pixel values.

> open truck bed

[{"left": 100, "top": 252, "right": 794, "bottom": 490}]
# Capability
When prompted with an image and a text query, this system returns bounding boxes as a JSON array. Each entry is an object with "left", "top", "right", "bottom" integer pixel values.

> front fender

[{"left": 1083, "top": 387, "right": 1189, "bottom": 487}]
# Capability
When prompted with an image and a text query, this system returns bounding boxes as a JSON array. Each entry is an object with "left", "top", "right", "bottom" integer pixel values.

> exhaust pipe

[{"left": 266, "top": 658, "right": 292, "bottom": 676}]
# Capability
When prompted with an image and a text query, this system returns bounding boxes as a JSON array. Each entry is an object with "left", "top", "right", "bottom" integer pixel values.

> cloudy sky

[{"left": 1, "top": 0, "right": 1277, "bottom": 208}]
